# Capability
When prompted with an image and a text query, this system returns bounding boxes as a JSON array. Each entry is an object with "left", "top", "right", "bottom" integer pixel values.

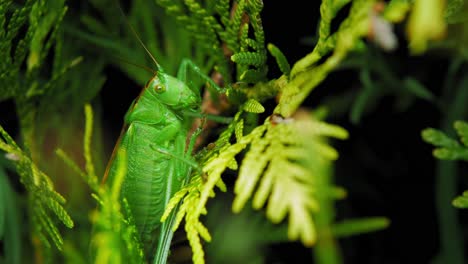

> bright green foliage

[
  {"left": 289, "top": 0, "right": 351, "bottom": 77},
  {"left": 161, "top": 107, "right": 252, "bottom": 264},
  {"left": 163, "top": 101, "right": 350, "bottom": 263},
  {"left": 233, "top": 115, "right": 348, "bottom": 246},
  {"left": 241, "top": 0, "right": 383, "bottom": 109},
  {"left": 277, "top": 0, "right": 375, "bottom": 117},
  {"left": 383, "top": 0, "right": 411, "bottom": 22},
  {"left": 0, "top": 125, "right": 73, "bottom": 250},
  {"left": 159, "top": 0, "right": 399, "bottom": 262},
  {"left": 407, "top": 0, "right": 447, "bottom": 54},
  {"left": 243, "top": 98, "right": 265, "bottom": 113}
]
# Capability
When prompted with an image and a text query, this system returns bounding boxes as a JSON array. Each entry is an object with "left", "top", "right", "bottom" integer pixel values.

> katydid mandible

[{"left": 102, "top": 15, "right": 224, "bottom": 262}]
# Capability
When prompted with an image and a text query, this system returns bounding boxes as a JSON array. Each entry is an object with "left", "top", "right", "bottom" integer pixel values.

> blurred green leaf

[
  {"left": 403, "top": 77, "right": 435, "bottom": 102},
  {"left": 452, "top": 191, "right": 468, "bottom": 208},
  {"left": 454, "top": 120, "right": 468, "bottom": 147},
  {"left": 332, "top": 217, "right": 390, "bottom": 238},
  {"left": 445, "top": 0, "right": 467, "bottom": 24},
  {"left": 421, "top": 128, "right": 460, "bottom": 148}
]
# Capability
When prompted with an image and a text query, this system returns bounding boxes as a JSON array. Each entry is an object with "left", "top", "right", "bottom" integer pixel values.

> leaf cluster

[
  {"left": 422, "top": 120, "right": 468, "bottom": 208},
  {"left": 0, "top": 0, "right": 99, "bottom": 260},
  {"left": 158, "top": 1, "right": 400, "bottom": 262},
  {"left": 0, "top": 0, "right": 70, "bottom": 101},
  {"left": 163, "top": 100, "right": 353, "bottom": 264},
  {"left": 155, "top": 0, "right": 267, "bottom": 83},
  {"left": 0, "top": 125, "right": 73, "bottom": 251},
  {"left": 275, "top": 0, "right": 375, "bottom": 117}
]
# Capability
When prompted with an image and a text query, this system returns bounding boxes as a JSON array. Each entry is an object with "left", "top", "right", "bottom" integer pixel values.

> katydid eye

[{"left": 154, "top": 84, "right": 166, "bottom": 93}]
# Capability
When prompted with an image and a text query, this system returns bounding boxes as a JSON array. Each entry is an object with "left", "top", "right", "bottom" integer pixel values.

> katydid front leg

[{"left": 177, "top": 58, "right": 225, "bottom": 94}]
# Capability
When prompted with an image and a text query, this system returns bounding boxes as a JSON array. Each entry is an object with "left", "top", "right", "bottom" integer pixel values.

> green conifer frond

[
  {"left": 268, "top": 43, "right": 291, "bottom": 77},
  {"left": 157, "top": 1, "right": 370, "bottom": 249},
  {"left": 161, "top": 102, "right": 263, "bottom": 264},
  {"left": 290, "top": 0, "right": 351, "bottom": 76},
  {"left": 0, "top": 0, "right": 34, "bottom": 100},
  {"left": 0, "top": 125, "right": 73, "bottom": 250},
  {"left": 231, "top": 52, "right": 266, "bottom": 67},
  {"left": 278, "top": 0, "right": 374, "bottom": 117},
  {"left": 155, "top": 0, "right": 267, "bottom": 83},
  {"left": 243, "top": 98, "right": 265, "bottom": 113},
  {"left": 233, "top": 119, "right": 244, "bottom": 143},
  {"left": 164, "top": 100, "right": 348, "bottom": 260},
  {"left": 233, "top": 115, "right": 348, "bottom": 246},
  {"left": 27, "top": 0, "right": 67, "bottom": 72},
  {"left": 160, "top": 174, "right": 214, "bottom": 264}
]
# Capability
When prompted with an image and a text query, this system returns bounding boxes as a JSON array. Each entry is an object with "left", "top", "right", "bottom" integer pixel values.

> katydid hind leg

[
  {"left": 148, "top": 128, "right": 203, "bottom": 182},
  {"left": 181, "top": 110, "right": 233, "bottom": 124},
  {"left": 150, "top": 117, "right": 182, "bottom": 145},
  {"left": 185, "top": 126, "right": 204, "bottom": 179},
  {"left": 149, "top": 144, "right": 199, "bottom": 171}
]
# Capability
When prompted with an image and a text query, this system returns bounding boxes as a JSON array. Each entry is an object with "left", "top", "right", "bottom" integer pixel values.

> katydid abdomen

[{"left": 122, "top": 124, "right": 187, "bottom": 247}]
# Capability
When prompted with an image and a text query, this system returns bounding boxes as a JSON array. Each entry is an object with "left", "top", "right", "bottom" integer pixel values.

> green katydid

[{"left": 102, "top": 11, "right": 226, "bottom": 263}]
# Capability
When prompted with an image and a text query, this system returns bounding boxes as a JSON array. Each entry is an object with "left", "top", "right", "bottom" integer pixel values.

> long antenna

[
  {"left": 117, "top": 4, "right": 162, "bottom": 71},
  {"left": 112, "top": 55, "right": 156, "bottom": 74}
]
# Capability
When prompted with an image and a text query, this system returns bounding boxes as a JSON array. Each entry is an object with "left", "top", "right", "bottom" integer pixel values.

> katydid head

[{"left": 147, "top": 72, "right": 200, "bottom": 110}]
